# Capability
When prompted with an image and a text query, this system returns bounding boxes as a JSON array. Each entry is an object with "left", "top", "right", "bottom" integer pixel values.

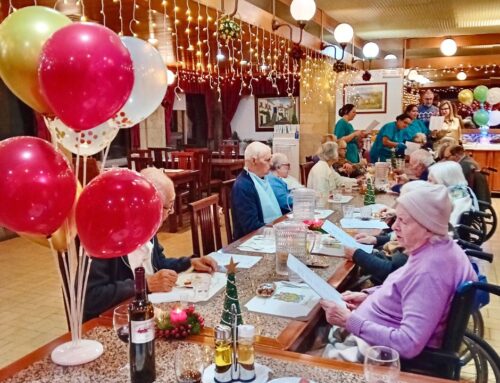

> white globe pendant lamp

[{"left": 440, "top": 38, "right": 457, "bottom": 56}]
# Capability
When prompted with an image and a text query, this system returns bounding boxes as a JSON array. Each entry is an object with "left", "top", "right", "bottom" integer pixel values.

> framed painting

[
  {"left": 255, "top": 96, "right": 299, "bottom": 131},
  {"left": 343, "top": 83, "right": 387, "bottom": 114}
]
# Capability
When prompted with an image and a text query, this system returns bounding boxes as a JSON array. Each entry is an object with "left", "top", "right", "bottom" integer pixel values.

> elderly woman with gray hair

[
  {"left": 265, "top": 153, "right": 302, "bottom": 212},
  {"left": 307, "top": 141, "right": 357, "bottom": 197}
]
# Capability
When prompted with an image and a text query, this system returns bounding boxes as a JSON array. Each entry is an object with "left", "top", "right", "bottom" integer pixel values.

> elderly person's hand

[
  {"left": 191, "top": 256, "right": 218, "bottom": 273},
  {"left": 342, "top": 291, "right": 369, "bottom": 310},
  {"left": 343, "top": 246, "right": 356, "bottom": 261},
  {"left": 395, "top": 174, "right": 409, "bottom": 184},
  {"left": 320, "top": 299, "right": 352, "bottom": 327},
  {"left": 354, "top": 233, "right": 377, "bottom": 245},
  {"left": 146, "top": 269, "right": 178, "bottom": 293},
  {"left": 379, "top": 207, "right": 396, "bottom": 222}
]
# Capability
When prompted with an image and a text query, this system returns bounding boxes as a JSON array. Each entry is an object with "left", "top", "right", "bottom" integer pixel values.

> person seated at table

[
  {"left": 369, "top": 113, "right": 413, "bottom": 163},
  {"left": 390, "top": 149, "right": 434, "bottom": 193},
  {"left": 311, "top": 134, "right": 337, "bottom": 163},
  {"left": 307, "top": 141, "right": 357, "bottom": 197},
  {"left": 231, "top": 142, "right": 283, "bottom": 240},
  {"left": 320, "top": 182, "right": 477, "bottom": 360},
  {"left": 84, "top": 167, "right": 217, "bottom": 322},
  {"left": 444, "top": 144, "right": 479, "bottom": 182},
  {"left": 435, "top": 137, "right": 458, "bottom": 162},
  {"left": 428, "top": 161, "right": 478, "bottom": 225},
  {"left": 269, "top": 152, "right": 302, "bottom": 191},
  {"left": 266, "top": 153, "right": 296, "bottom": 212},
  {"left": 333, "top": 139, "right": 366, "bottom": 178}
]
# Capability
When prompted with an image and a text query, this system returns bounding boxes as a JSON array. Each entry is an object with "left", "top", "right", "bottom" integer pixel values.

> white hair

[
  {"left": 270, "top": 153, "right": 289, "bottom": 170},
  {"left": 428, "top": 161, "right": 468, "bottom": 187},
  {"left": 318, "top": 141, "right": 339, "bottom": 162},
  {"left": 244, "top": 141, "right": 271, "bottom": 162},
  {"left": 410, "top": 149, "right": 434, "bottom": 167},
  {"left": 140, "top": 167, "right": 174, "bottom": 203}
]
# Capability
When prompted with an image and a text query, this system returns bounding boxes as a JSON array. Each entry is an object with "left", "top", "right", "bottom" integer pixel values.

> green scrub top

[
  {"left": 370, "top": 122, "right": 412, "bottom": 162},
  {"left": 335, "top": 118, "right": 359, "bottom": 163}
]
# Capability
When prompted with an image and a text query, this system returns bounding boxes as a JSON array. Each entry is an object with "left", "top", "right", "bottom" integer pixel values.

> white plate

[{"left": 268, "top": 378, "right": 317, "bottom": 383}]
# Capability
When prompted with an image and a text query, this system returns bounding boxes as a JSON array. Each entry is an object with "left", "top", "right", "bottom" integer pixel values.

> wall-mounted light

[
  {"left": 271, "top": 0, "right": 316, "bottom": 45},
  {"left": 384, "top": 54, "right": 397, "bottom": 60},
  {"left": 362, "top": 42, "right": 379, "bottom": 59},
  {"left": 333, "top": 23, "right": 353, "bottom": 44},
  {"left": 457, "top": 71, "right": 467, "bottom": 81},
  {"left": 440, "top": 38, "right": 457, "bottom": 56},
  {"left": 321, "top": 22, "right": 354, "bottom": 73}
]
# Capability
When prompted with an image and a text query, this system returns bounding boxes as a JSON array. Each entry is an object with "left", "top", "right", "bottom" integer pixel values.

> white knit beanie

[{"left": 397, "top": 182, "right": 452, "bottom": 236}]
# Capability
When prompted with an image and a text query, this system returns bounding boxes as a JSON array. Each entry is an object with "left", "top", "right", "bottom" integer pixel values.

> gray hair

[
  {"left": 428, "top": 161, "right": 468, "bottom": 187},
  {"left": 140, "top": 167, "right": 174, "bottom": 204},
  {"left": 410, "top": 149, "right": 434, "bottom": 167},
  {"left": 270, "top": 153, "right": 289, "bottom": 170},
  {"left": 244, "top": 141, "right": 271, "bottom": 162},
  {"left": 318, "top": 141, "right": 339, "bottom": 162}
]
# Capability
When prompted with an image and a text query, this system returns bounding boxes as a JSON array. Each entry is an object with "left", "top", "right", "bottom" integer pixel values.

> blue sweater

[{"left": 266, "top": 173, "right": 292, "bottom": 213}]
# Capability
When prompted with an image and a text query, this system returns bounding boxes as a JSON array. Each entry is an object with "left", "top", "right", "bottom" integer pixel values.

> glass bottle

[
  {"left": 214, "top": 324, "right": 233, "bottom": 383},
  {"left": 237, "top": 324, "right": 256, "bottom": 382}
]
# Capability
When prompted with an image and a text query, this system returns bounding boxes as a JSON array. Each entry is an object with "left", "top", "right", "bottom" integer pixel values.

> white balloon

[
  {"left": 109, "top": 37, "right": 168, "bottom": 129},
  {"left": 488, "top": 110, "right": 500, "bottom": 127},
  {"left": 486, "top": 87, "right": 500, "bottom": 106},
  {"left": 45, "top": 117, "right": 119, "bottom": 156}
]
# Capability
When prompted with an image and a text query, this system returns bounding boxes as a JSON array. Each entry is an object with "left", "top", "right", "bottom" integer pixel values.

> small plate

[
  {"left": 268, "top": 378, "right": 317, "bottom": 383},
  {"left": 256, "top": 282, "right": 276, "bottom": 298}
]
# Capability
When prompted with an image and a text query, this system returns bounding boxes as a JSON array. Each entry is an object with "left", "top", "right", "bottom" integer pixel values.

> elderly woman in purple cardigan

[{"left": 320, "top": 182, "right": 477, "bottom": 360}]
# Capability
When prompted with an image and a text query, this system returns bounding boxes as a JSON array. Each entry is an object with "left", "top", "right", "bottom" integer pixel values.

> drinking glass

[
  {"left": 175, "top": 344, "right": 205, "bottom": 383},
  {"left": 113, "top": 304, "right": 130, "bottom": 373},
  {"left": 342, "top": 204, "right": 354, "bottom": 218},
  {"left": 360, "top": 206, "right": 372, "bottom": 220},
  {"left": 364, "top": 345, "right": 400, "bottom": 383}
]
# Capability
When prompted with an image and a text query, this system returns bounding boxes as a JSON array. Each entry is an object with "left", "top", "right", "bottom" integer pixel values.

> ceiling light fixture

[
  {"left": 384, "top": 54, "right": 397, "bottom": 60},
  {"left": 321, "top": 22, "right": 355, "bottom": 72},
  {"left": 271, "top": 0, "right": 316, "bottom": 45},
  {"left": 457, "top": 71, "right": 467, "bottom": 81},
  {"left": 440, "top": 38, "right": 457, "bottom": 56}
]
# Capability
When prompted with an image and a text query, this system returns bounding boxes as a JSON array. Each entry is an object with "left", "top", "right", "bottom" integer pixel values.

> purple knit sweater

[{"left": 346, "top": 238, "right": 477, "bottom": 359}]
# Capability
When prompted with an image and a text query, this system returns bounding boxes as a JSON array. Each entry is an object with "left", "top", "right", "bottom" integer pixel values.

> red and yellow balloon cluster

[{"left": 0, "top": 6, "right": 168, "bottom": 258}]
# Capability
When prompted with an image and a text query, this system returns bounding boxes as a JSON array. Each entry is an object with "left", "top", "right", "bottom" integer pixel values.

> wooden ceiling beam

[
  {"left": 406, "top": 33, "right": 500, "bottom": 50},
  {"left": 420, "top": 78, "right": 500, "bottom": 88},
  {"left": 405, "top": 54, "right": 500, "bottom": 69}
]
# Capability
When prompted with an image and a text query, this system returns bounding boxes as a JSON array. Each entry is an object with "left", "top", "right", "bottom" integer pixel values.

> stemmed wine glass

[
  {"left": 364, "top": 345, "right": 400, "bottom": 383},
  {"left": 175, "top": 344, "right": 205, "bottom": 383},
  {"left": 113, "top": 304, "right": 130, "bottom": 373}
]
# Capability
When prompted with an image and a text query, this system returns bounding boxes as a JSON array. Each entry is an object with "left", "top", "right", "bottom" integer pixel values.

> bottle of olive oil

[{"left": 214, "top": 324, "right": 232, "bottom": 383}]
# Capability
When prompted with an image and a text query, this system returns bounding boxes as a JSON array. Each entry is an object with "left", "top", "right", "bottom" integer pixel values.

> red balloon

[
  {"left": 39, "top": 23, "right": 134, "bottom": 131},
  {"left": 0, "top": 137, "right": 77, "bottom": 235},
  {"left": 75, "top": 169, "right": 163, "bottom": 258}
]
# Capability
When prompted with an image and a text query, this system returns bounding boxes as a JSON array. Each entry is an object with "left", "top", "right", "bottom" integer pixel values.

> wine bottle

[{"left": 129, "top": 267, "right": 156, "bottom": 383}]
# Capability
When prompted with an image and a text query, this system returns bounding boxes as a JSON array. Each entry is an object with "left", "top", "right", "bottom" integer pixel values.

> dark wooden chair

[
  {"left": 148, "top": 147, "right": 173, "bottom": 168},
  {"left": 170, "top": 151, "right": 196, "bottom": 170},
  {"left": 220, "top": 178, "right": 236, "bottom": 244},
  {"left": 300, "top": 161, "right": 315, "bottom": 185},
  {"left": 189, "top": 194, "right": 223, "bottom": 257},
  {"left": 73, "top": 157, "right": 100, "bottom": 186},
  {"left": 185, "top": 148, "right": 221, "bottom": 196},
  {"left": 219, "top": 140, "right": 240, "bottom": 159},
  {"left": 128, "top": 155, "right": 153, "bottom": 172}
]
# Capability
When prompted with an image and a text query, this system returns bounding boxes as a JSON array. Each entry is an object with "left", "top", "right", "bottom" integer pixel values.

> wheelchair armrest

[
  {"left": 465, "top": 249, "right": 493, "bottom": 263},
  {"left": 456, "top": 239, "right": 482, "bottom": 251},
  {"left": 455, "top": 224, "right": 483, "bottom": 238}
]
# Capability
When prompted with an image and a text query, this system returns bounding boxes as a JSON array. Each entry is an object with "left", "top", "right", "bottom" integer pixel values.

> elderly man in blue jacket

[{"left": 231, "top": 142, "right": 285, "bottom": 240}]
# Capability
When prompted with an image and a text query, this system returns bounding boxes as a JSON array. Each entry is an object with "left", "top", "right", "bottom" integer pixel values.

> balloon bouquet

[
  {"left": 0, "top": 6, "right": 169, "bottom": 365},
  {"left": 458, "top": 86, "right": 500, "bottom": 128}
]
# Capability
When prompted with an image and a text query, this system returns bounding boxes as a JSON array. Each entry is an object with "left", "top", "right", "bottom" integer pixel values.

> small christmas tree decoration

[
  {"left": 221, "top": 257, "right": 243, "bottom": 328},
  {"left": 364, "top": 177, "right": 376, "bottom": 205}
]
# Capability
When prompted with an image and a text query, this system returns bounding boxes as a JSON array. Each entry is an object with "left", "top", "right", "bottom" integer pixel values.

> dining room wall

[{"left": 231, "top": 95, "right": 274, "bottom": 142}]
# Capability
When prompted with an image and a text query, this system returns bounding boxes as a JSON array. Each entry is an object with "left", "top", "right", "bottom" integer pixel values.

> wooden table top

[
  {"left": 0, "top": 319, "right": 451, "bottom": 383},
  {"left": 211, "top": 158, "right": 245, "bottom": 166}
]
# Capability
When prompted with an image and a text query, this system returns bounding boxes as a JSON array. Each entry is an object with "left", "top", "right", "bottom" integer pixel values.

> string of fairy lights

[{"left": 10, "top": 0, "right": 364, "bottom": 103}]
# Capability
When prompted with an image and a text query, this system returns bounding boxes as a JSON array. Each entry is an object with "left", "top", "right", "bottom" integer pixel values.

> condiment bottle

[
  {"left": 237, "top": 324, "right": 256, "bottom": 382},
  {"left": 214, "top": 324, "right": 232, "bottom": 383}
]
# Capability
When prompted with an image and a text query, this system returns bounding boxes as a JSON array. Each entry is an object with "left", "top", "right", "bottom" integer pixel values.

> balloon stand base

[{"left": 51, "top": 339, "right": 103, "bottom": 366}]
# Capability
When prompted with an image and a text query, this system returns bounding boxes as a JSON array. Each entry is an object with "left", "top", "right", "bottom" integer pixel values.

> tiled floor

[{"left": 0, "top": 201, "right": 498, "bottom": 372}]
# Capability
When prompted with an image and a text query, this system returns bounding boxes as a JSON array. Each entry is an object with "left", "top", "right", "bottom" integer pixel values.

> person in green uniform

[
  {"left": 334, "top": 104, "right": 366, "bottom": 164},
  {"left": 369, "top": 113, "right": 413, "bottom": 163},
  {"left": 405, "top": 104, "right": 429, "bottom": 138}
]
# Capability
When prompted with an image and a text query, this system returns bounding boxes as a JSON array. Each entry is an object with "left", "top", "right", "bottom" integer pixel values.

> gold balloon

[
  {"left": 0, "top": 6, "right": 71, "bottom": 113},
  {"left": 458, "top": 89, "right": 474, "bottom": 106},
  {"left": 18, "top": 181, "right": 82, "bottom": 251}
]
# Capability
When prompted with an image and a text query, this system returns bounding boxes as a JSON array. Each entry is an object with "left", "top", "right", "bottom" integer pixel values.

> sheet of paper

[
  {"left": 245, "top": 281, "right": 320, "bottom": 319},
  {"left": 405, "top": 141, "right": 421, "bottom": 155},
  {"left": 237, "top": 235, "right": 276, "bottom": 253},
  {"left": 311, "top": 235, "right": 344, "bottom": 257},
  {"left": 429, "top": 116, "right": 445, "bottom": 131},
  {"left": 365, "top": 120, "right": 380, "bottom": 132},
  {"left": 149, "top": 272, "right": 226, "bottom": 304},
  {"left": 287, "top": 209, "right": 334, "bottom": 219},
  {"left": 287, "top": 255, "right": 346, "bottom": 307},
  {"left": 328, "top": 195, "right": 353, "bottom": 204},
  {"left": 209, "top": 252, "right": 262, "bottom": 269},
  {"left": 321, "top": 221, "right": 374, "bottom": 253},
  {"left": 340, "top": 218, "right": 389, "bottom": 230}
]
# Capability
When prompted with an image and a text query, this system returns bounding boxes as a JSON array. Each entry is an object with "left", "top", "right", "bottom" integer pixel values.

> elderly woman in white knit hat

[{"left": 320, "top": 181, "right": 477, "bottom": 361}]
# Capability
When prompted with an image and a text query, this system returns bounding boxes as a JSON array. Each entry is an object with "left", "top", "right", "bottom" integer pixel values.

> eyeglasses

[
  {"left": 280, "top": 163, "right": 291, "bottom": 168},
  {"left": 163, "top": 201, "right": 175, "bottom": 214}
]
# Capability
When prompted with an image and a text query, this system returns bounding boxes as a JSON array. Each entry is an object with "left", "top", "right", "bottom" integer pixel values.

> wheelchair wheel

[
  {"left": 480, "top": 204, "right": 497, "bottom": 242},
  {"left": 460, "top": 311, "right": 485, "bottom": 364},
  {"left": 460, "top": 331, "right": 500, "bottom": 383}
]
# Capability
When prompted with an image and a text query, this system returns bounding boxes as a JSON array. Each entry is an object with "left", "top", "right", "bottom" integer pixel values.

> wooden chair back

[
  {"left": 186, "top": 148, "right": 212, "bottom": 193},
  {"left": 170, "top": 151, "right": 196, "bottom": 170},
  {"left": 300, "top": 161, "right": 315, "bottom": 185},
  {"left": 129, "top": 149, "right": 150, "bottom": 158},
  {"left": 128, "top": 155, "right": 153, "bottom": 172},
  {"left": 219, "top": 140, "right": 239, "bottom": 159},
  {"left": 73, "top": 157, "right": 100, "bottom": 186},
  {"left": 148, "top": 147, "right": 172, "bottom": 168},
  {"left": 220, "top": 178, "right": 235, "bottom": 243},
  {"left": 189, "top": 194, "right": 223, "bottom": 257}
]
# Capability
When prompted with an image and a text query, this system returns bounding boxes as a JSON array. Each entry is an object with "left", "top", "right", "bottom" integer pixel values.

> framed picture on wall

[
  {"left": 343, "top": 83, "right": 387, "bottom": 114},
  {"left": 254, "top": 96, "right": 300, "bottom": 131}
]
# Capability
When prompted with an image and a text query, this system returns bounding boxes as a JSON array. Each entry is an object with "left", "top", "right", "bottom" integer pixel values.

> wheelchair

[
  {"left": 457, "top": 201, "right": 497, "bottom": 245},
  {"left": 401, "top": 280, "right": 500, "bottom": 382}
]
